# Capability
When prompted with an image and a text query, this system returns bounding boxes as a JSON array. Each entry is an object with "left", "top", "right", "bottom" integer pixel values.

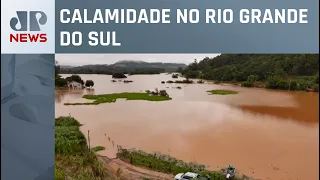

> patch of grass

[
  {"left": 92, "top": 146, "right": 106, "bottom": 152},
  {"left": 117, "top": 149, "right": 251, "bottom": 180},
  {"left": 55, "top": 116, "right": 81, "bottom": 127},
  {"left": 55, "top": 116, "right": 111, "bottom": 179},
  {"left": 207, "top": 90, "right": 238, "bottom": 95},
  {"left": 64, "top": 92, "right": 172, "bottom": 105}
]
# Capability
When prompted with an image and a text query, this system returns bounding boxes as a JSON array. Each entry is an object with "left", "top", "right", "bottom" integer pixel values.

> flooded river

[{"left": 55, "top": 74, "right": 319, "bottom": 180}]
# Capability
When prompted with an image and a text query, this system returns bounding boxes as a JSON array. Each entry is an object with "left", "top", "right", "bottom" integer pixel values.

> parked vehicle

[
  {"left": 174, "top": 172, "right": 210, "bottom": 180},
  {"left": 174, "top": 172, "right": 200, "bottom": 180}
]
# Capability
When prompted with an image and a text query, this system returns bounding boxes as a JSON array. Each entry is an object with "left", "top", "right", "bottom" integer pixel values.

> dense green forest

[
  {"left": 59, "top": 60, "right": 186, "bottom": 75},
  {"left": 180, "top": 54, "right": 319, "bottom": 91}
]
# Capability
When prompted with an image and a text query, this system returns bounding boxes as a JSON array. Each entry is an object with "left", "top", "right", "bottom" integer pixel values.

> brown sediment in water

[
  {"left": 55, "top": 74, "right": 319, "bottom": 180},
  {"left": 240, "top": 105, "right": 319, "bottom": 124},
  {"left": 240, "top": 92, "right": 319, "bottom": 124}
]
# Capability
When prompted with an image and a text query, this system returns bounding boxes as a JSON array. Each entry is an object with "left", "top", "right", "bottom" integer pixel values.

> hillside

[
  {"left": 181, "top": 54, "right": 319, "bottom": 91},
  {"left": 59, "top": 60, "right": 186, "bottom": 75}
]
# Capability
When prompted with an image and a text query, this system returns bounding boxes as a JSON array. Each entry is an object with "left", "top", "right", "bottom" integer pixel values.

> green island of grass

[
  {"left": 207, "top": 90, "right": 238, "bottom": 95},
  {"left": 64, "top": 92, "right": 172, "bottom": 105},
  {"left": 117, "top": 148, "right": 252, "bottom": 180},
  {"left": 55, "top": 116, "right": 110, "bottom": 180}
]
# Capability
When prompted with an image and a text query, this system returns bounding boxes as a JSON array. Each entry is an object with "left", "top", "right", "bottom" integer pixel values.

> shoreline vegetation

[
  {"left": 64, "top": 91, "right": 172, "bottom": 106},
  {"left": 55, "top": 116, "right": 111, "bottom": 179},
  {"left": 179, "top": 54, "right": 319, "bottom": 92},
  {"left": 55, "top": 116, "right": 252, "bottom": 180},
  {"left": 117, "top": 149, "right": 252, "bottom": 180},
  {"left": 165, "top": 79, "right": 194, "bottom": 84},
  {"left": 207, "top": 90, "right": 238, "bottom": 95}
]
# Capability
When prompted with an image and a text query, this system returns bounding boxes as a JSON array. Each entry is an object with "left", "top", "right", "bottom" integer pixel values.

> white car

[{"left": 174, "top": 172, "right": 201, "bottom": 180}]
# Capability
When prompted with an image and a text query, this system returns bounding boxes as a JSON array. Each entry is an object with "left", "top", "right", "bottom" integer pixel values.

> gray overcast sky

[{"left": 56, "top": 54, "right": 221, "bottom": 66}]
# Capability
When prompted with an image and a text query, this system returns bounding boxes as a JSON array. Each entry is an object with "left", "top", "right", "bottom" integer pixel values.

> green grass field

[
  {"left": 207, "top": 90, "right": 239, "bottom": 95},
  {"left": 64, "top": 92, "right": 172, "bottom": 105}
]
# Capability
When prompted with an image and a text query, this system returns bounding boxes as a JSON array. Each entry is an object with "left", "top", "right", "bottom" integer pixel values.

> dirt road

[{"left": 98, "top": 155, "right": 174, "bottom": 180}]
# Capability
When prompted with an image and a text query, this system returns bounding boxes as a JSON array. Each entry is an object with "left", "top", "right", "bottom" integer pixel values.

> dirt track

[{"left": 98, "top": 155, "right": 174, "bottom": 180}]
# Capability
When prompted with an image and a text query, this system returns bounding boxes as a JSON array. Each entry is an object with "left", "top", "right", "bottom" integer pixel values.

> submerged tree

[
  {"left": 85, "top": 80, "right": 94, "bottom": 87},
  {"left": 65, "top": 75, "right": 83, "bottom": 84}
]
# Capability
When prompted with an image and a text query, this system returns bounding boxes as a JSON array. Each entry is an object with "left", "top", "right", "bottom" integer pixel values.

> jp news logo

[{"left": 9, "top": 11, "right": 48, "bottom": 43}]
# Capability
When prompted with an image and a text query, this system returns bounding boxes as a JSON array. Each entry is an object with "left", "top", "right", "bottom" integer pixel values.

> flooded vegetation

[
  {"left": 172, "top": 74, "right": 179, "bottom": 78},
  {"left": 64, "top": 91, "right": 172, "bottom": 105},
  {"left": 165, "top": 79, "right": 194, "bottom": 84},
  {"left": 56, "top": 73, "right": 319, "bottom": 180},
  {"left": 112, "top": 73, "right": 127, "bottom": 79},
  {"left": 207, "top": 90, "right": 238, "bottom": 95}
]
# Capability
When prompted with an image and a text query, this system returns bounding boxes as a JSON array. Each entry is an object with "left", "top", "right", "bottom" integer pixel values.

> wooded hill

[
  {"left": 59, "top": 60, "right": 186, "bottom": 75},
  {"left": 180, "top": 54, "right": 319, "bottom": 91}
]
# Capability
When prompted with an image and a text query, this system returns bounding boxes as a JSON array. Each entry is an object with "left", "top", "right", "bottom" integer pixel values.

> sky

[{"left": 55, "top": 54, "right": 221, "bottom": 66}]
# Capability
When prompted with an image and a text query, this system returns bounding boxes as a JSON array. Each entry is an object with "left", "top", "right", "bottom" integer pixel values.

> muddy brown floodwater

[{"left": 55, "top": 74, "right": 319, "bottom": 180}]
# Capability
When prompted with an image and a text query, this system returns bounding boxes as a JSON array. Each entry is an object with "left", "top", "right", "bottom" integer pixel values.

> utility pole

[{"left": 88, "top": 130, "right": 91, "bottom": 150}]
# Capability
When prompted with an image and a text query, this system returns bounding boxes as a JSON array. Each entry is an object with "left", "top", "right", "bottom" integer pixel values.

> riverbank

[
  {"left": 117, "top": 148, "right": 253, "bottom": 180},
  {"left": 55, "top": 116, "right": 168, "bottom": 180},
  {"left": 54, "top": 116, "right": 174, "bottom": 180},
  {"left": 55, "top": 116, "right": 111, "bottom": 179},
  {"left": 180, "top": 54, "right": 319, "bottom": 92},
  {"left": 55, "top": 116, "right": 253, "bottom": 180}
]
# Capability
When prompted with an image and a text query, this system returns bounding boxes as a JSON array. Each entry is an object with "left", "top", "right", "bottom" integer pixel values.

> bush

[
  {"left": 66, "top": 75, "right": 83, "bottom": 84},
  {"left": 159, "top": 90, "right": 169, "bottom": 97},
  {"left": 184, "top": 71, "right": 199, "bottom": 79},
  {"left": 266, "top": 76, "right": 280, "bottom": 89},
  {"left": 314, "top": 74, "right": 319, "bottom": 84},
  {"left": 55, "top": 77, "right": 68, "bottom": 87},
  {"left": 175, "top": 79, "right": 193, "bottom": 84},
  {"left": 85, "top": 80, "right": 94, "bottom": 87},
  {"left": 172, "top": 74, "right": 179, "bottom": 78},
  {"left": 241, "top": 82, "right": 254, "bottom": 87},
  {"left": 112, "top": 73, "right": 127, "bottom": 78},
  {"left": 288, "top": 81, "right": 298, "bottom": 90},
  {"left": 266, "top": 76, "right": 290, "bottom": 90},
  {"left": 312, "top": 84, "right": 319, "bottom": 92},
  {"left": 246, "top": 75, "right": 258, "bottom": 83},
  {"left": 275, "top": 79, "right": 289, "bottom": 90},
  {"left": 55, "top": 116, "right": 81, "bottom": 127}
]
